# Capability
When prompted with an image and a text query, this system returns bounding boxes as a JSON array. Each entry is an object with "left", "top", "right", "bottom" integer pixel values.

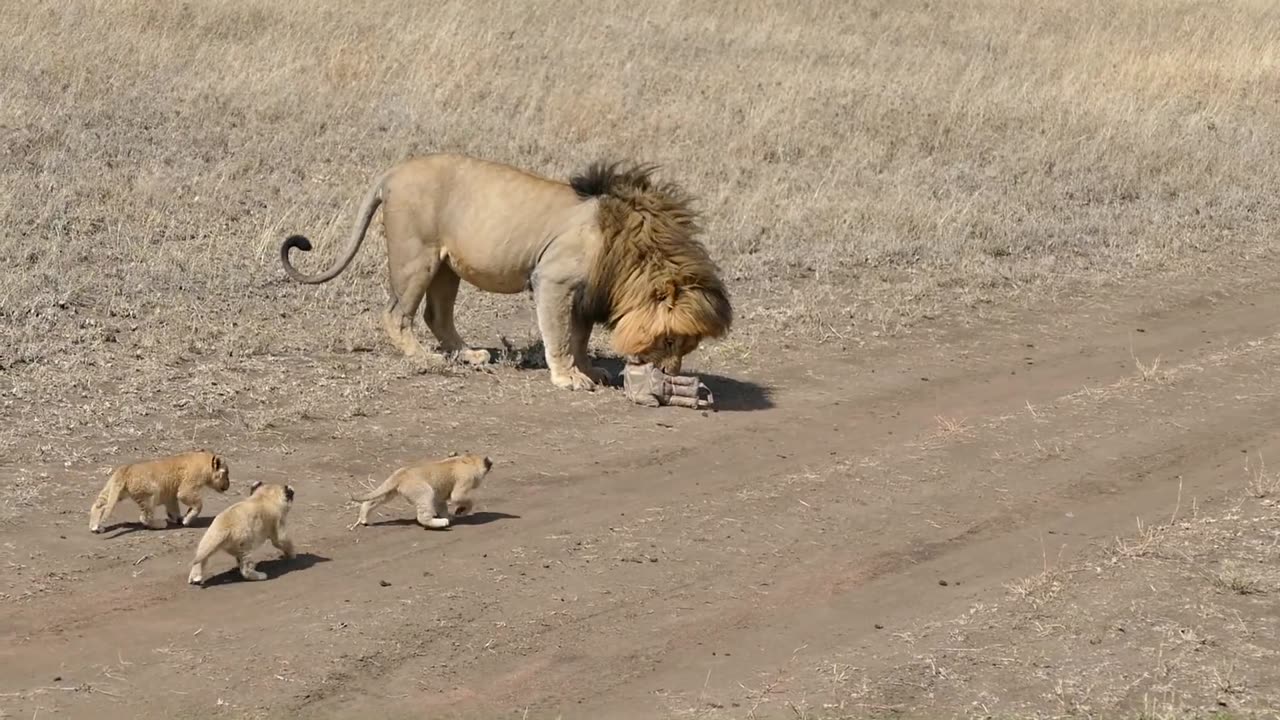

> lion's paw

[
  {"left": 552, "top": 368, "right": 598, "bottom": 391},
  {"left": 454, "top": 348, "right": 491, "bottom": 366},
  {"left": 583, "top": 365, "right": 614, "bottom": 386}
]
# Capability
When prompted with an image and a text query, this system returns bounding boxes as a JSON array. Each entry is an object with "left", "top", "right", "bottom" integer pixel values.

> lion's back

[
  {"left": 382, "top": 154, "right": 594, "bottom": 294},
  {"left": 120, "top": 451, "right": 207, "bottom": 498}
]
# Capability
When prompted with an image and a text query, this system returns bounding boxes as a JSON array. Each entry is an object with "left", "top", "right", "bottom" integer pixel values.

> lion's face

[
  {"left": 633, "top": 333, "right": 702, "bottom": 375},
  {"left": 209, "top": 456, "right": 231, "bottom": 492}
]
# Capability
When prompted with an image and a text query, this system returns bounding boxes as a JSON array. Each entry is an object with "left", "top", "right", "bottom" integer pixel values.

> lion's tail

[
  {"left": 190, "top": 525, "right": 228, "bottom": 566},
  {"left": 279, "top": 169, "right": 389, "bottom": 284},
  {"left": 349, "top": 475, "right": 397, "bottom": 503},
  {"left": 88, "top": 467, "right": 126, "bottom": 533}
]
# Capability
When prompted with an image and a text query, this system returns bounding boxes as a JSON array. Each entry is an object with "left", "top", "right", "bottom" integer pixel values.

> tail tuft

[{"left": 283, "top": 234, "right": 312, "bottom": 253}]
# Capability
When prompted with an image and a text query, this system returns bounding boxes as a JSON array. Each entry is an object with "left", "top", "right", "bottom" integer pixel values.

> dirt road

[{"left": 3, "top": 270, "right": 1279, "bottom": 719}]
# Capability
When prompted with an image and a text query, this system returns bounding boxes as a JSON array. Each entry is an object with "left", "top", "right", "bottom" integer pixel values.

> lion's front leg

[
  {"left": 535, "top": 281, "right": 597, "bottom": 391},
  {"left": 571, "top": 316, "right": 612, "bottom": 386},
  {"left": 271, "top": 526, "right": 296, "bottom": 560}
]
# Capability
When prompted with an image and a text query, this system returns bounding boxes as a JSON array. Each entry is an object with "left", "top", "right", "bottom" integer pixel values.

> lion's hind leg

[
  {"left": 382, "top": 246, "right": 445, "bottom": 362},
  {"left": 423, "top": 263, "right": 490, "bottom": 366},
  {"left": 188, "top": 526, "right": 227, "bottom": 585},
  {"left": 163, "top": 495, "right": 182, "bottom": 525},
  {"left": 353, "top": 489, "right": 394, "bottom": 528}
]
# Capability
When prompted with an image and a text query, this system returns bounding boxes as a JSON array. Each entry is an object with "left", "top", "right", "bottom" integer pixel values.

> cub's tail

[
  {"left": 350, "top": 475, "right": 397, "bottom": 503},
  {"left": 88, "top": 468, "right": 126, "bottom": 533},
  {"left": 190, "top": 525, "right": 228, "bottom": 567}
]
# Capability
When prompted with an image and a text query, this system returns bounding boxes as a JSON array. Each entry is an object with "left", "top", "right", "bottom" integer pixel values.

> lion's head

[
  {"left": 206, "top": 452, "right": 231, "bottom": 493},
  {"left": 573, "top": 161, "right": 732, "bottom": 375}
]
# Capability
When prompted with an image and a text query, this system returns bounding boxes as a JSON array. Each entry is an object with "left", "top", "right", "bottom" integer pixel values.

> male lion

[{"left": 279, "top": 154, "right": 732, "bottom": 390}]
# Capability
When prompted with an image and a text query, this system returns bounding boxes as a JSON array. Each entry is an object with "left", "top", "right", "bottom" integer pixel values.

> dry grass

[
  {"left": 3, "top": 0, "right": 1279, "bottom": 465},
  {"left": 1244, "top": 454, "right": 1280, "bottom": 500}
]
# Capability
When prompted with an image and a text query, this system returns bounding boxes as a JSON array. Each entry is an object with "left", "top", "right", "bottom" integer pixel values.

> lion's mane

[{"left": 570, "top": 161, "right": 733, "bottom": 356}]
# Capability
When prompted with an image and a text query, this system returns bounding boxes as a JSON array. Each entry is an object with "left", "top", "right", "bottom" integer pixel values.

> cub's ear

[
  {"left": 483, "top": 456, "right": 493, "bottom": 472},
  {"left": 211, "top": 455, "right": 224, "bottom": 471},
  {"left": 284, "top": 485, "right": 295, "bottom": 502},
  {"left": 250, "top": 480, "right": 263, "bottom": 495}
]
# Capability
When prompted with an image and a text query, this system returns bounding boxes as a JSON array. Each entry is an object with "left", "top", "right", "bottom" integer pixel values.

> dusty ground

[
  {"left": 4, "top": 264, "right": 1280, "bottom": 720},
  {"left": 4, "top": 0, "right": 1280, "bottom": 718}
]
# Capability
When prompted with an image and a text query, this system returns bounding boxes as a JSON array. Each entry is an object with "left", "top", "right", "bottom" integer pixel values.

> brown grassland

[{"left": 2, "top": 0, "right": 1280, "bottom": 718}]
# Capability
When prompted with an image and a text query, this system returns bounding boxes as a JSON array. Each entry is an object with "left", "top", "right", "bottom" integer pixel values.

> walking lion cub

[
  {"left": 188, "top": 481, "right": 296, "bottom": 585},
  {"left": 349, "top": 454, "right": 492, "bottom": 530},
  {"left": 88, "top": 450, "right": 231, "bottom": 533}
]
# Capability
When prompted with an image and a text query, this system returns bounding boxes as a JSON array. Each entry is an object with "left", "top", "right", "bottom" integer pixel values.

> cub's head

[
  {"left": 459, "top": 454, "right": 493, "bottom": 486},
  {"left": 612, "top": 280, "right": 732, "bottom": 375},
  {"left": 206, "top": 453, "right": 231, "bottom": 493},
  {"left": 449, "top": 455, "right": 492, "bottom": 517},
  {"left": 248, "top": 481, "right": 295, "bottom": 507}
]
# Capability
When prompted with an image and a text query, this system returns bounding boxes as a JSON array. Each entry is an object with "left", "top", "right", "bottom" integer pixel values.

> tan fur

[
  {"left": 349, "top": 454, "right": 492, "bottom": 530},
  {"left": 188, "top": 481, "right": 295, "bottom": 585},
  {"left": 279, "top": 154, "right": 731, "bottom": 389},
  {"left": 88, "top": 450, "right": 231, "bottom": 534}
]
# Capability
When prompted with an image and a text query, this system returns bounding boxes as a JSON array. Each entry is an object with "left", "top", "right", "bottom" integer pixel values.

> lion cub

[
  {"left": 350, "top": 454, "right": 492, "bottom": 530},
  {"left": 188, "top": 481, "right": 296, "bottom": 585},
  {"left": 88, "top": 450, "right": 231, "bottom": 534}
]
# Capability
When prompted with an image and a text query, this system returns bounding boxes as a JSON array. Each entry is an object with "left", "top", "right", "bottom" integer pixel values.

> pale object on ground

[{"left": 622, "top": 363, "right": 714, "bottom": 409}]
